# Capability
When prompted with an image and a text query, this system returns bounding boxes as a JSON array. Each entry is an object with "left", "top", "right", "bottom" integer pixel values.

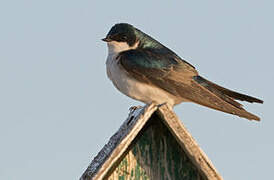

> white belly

[{"left": 106, "top": 54, "right": 179, "bottom": 106}]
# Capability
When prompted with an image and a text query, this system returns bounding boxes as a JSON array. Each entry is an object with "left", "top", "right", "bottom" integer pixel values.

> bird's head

[{"left": 102, "top": 23, "right": 139, "bottom": 54}]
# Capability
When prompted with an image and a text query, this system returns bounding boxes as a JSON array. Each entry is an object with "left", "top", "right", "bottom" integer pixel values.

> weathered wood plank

[
  {"left": 80, "top": 104, "right": 158, "bottom": 180},
  {"left": 80, "top": 103, "right": 222, "bottom": 180},
  {"left": 106, "top": 114, "right": 205, "bottom": 180},
  {"left": 157, "top": 105, "right": 222, "bottom": 180}
]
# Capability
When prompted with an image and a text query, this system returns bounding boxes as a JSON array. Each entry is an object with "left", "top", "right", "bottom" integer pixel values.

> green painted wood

[{"left": 106, "top": 114, "right": 205, "bottom": 180}]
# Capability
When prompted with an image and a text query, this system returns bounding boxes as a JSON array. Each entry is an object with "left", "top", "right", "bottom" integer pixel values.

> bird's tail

[
  {"left": 195, "top": 76, "right": 263, "bottom": 104},
  {"left": 189, "top": 75, "right": 263, "bottom": 121}
]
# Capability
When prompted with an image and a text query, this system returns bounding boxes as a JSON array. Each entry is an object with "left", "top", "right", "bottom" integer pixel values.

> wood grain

[{"left": 80, "top": 104, "right": 222, "bottom": 180}]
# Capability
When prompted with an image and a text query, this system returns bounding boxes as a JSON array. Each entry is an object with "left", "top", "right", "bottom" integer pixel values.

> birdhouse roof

[{"left": 80, "top": 103, "right": 222, "bottom": 180}]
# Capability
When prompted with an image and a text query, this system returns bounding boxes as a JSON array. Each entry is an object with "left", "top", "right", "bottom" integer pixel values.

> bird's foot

[
  {"left": 129, "top": 105, "right": 143, "bottom": 113},
  {"left": 157, "top": 102, "right": 167, "bottom": 108},
  {"left": 127, "top": 105, "right": 143, "bottom": 126}
]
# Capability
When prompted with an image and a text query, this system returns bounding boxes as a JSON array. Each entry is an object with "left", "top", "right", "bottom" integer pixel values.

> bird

[{"left": 102, "top": 23, "right": 263, "bottom": 121}]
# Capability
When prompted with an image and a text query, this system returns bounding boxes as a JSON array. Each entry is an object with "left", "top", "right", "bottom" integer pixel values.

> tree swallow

[{"left": 102, "top": 23, "right": 263, "bottom": 121}]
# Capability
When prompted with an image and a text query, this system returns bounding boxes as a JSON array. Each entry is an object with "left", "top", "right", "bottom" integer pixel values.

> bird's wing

[
  {"left": 117, "top": 48, "right": 198, "bottom": 95},
  {"left": 118, "top": 48, "right": 261, "bottom": 121}
]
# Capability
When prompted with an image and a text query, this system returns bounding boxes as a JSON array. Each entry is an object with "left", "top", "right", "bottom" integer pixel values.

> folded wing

[{"left": 118, "top": 48, "right": 263, "bottom": 121}]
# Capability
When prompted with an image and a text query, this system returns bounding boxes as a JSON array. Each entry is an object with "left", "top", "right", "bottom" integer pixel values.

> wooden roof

[{"left": 80, "top": 103, "right": 222, "bottom": 180}]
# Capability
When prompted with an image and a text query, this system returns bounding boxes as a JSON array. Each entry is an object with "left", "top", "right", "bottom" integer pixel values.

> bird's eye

[{"left": 121, "top": 36, "right": 127, "bottom": 41}]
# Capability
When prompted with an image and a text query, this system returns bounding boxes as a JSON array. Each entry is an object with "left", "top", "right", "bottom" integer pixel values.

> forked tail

[{"left": 190, "top": 75, "right": 263, "bottom": 121}]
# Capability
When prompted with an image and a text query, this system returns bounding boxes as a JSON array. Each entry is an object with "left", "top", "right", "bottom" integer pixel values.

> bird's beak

[{"left": 101, "top": 37, "right": 112, "bottom": 42}]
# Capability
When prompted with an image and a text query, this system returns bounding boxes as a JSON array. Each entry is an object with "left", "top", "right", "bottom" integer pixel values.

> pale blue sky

[{"left": 0, "top": 1, "right": 273, "bottom": 179}]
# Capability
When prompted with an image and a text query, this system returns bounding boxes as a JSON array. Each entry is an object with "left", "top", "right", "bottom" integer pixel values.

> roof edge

[
  {"left": 80, "top": 103, "right": 222, "bottom": 180},
  {"left": 157, "top": 105, "right": 222, "bottom": 180},
  {"left": 80, "top": 104, "right": 158, "bottom": 180}
]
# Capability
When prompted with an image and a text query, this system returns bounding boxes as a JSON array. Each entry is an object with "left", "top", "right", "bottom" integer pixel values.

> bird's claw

[
  {"left": 157, "top": 102, "right": 167, "bottom": 108},
  {"left": 129, "top": 105, "right": 143, "bottom": 113}
]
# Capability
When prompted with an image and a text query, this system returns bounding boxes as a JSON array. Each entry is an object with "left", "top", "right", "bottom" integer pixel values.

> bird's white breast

[{"left": 105, "top": 41, "right": 179, "bottom": 106}]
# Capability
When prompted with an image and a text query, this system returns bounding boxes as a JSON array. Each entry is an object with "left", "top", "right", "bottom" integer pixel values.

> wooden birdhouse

[{"left": 80, "top": 104, "right": 222, "bottom": 180}]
